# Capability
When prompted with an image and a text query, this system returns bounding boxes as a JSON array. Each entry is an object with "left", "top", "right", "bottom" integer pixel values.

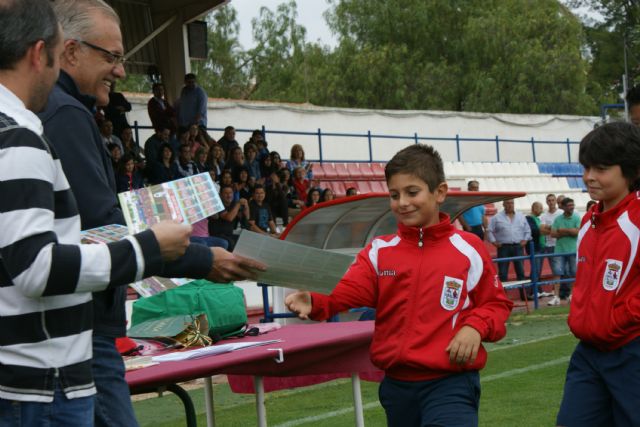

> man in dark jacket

[{"left": 39, "top": 2, "right": 264, "bottom": 426}]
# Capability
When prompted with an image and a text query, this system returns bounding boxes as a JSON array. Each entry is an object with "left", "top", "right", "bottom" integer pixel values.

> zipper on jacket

[{"left": 418, "top": 228, "right": 424, "bottom": 247}]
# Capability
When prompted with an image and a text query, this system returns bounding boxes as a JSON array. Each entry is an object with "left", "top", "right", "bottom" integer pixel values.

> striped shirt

[{"left": 0, "top": 83, "right": 162, "bottom": 402}]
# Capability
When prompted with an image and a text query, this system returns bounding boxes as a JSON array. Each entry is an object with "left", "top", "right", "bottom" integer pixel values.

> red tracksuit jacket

[
  {"left": 569, "top": 191, "right": 640, "bottom": 351},
  {"left": 309, "top": 213, "right": 513, "bottom": 381}
]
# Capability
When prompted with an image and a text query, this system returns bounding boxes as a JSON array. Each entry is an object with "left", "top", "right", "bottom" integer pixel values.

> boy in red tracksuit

[
  {"left": 286, "top": 144, "right": 513, "bottom": 427},
  {"left": 556, "top": 122, "right": 640, "bottom": 427}
]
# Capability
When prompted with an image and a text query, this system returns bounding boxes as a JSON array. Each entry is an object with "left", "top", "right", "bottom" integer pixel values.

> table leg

[
  {"left": 254, "top": 376, "right": 267, "bottom": 427},
  {"left": 204, "top": 376, "right": 215, "bottom": 427},
  {"left": 166, "top": 384, "right": 197, "bottom": 427},
  {"left": 351, "top": 373, "right": 365, "bottom": 427}
]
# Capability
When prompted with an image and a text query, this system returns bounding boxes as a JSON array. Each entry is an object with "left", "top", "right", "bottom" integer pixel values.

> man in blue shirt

[
  {"left": 176, "top": 73, "right": 208, "bottom": 131},
  {"left": 488, "top": 199, "right": 532, "bottom": 286},
  {"left": 459, "top": 180, "right": 487, "bottom": 240}
]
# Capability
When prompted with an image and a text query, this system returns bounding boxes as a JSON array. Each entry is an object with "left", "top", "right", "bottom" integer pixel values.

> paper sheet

[
  {"left": 233, "top": 231, "right": 355, "bottom": 293},
  {"left": 118, "top": 173, "right": 224, "bottom": 234},
  {"left": 151, "top": 339, "right": 283, "bottom": 362}
]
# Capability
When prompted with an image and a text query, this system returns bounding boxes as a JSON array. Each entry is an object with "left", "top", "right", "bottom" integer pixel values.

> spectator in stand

[
  {"left": 525, "top": 201, "right": 546, "bottom": 288},
  {"left": 100, "top": 119, "right": 123, "bottom": 154},
  {"left": 458, "top": 180, "right": 487, "bottom": 240},
  {"left": 120, "top": 125, "right": 144, "bottom": 169},
  {"left": 280, "top": 168, "right": 304, "bottom": 211},
  {"left": 249, "top": 184, "right": 280, "bottom": 237},
  {"left": 346, "top": 187, "right": 358, "bottom": 196},
  {"left": 250, "top": 129, "right": 269, "bottom": 160},
  {"left": 103, "top": 83, "right": 131, "bottom": 138},
  {"left": 292, "top": 166, "right": 310, "bottom": 203},
  {"left": 176, "top": 143, "right": 197, "bottom": 177},
  {"left": 270, "top": 151, "right": 283, "bottom": 170},
  {"left": 626, "top": 85, "right": 640, "bottom": 126},
  {"left": 287, "top": 143, "right": 313, "bottom": 179},
  {"left": 194, "top": 147, "right": 210, "bottom": 175},
  {"left": 219, "top": 170, "right": 236, "bottom": 197},
  {"left": 175, "top": 73, "right": 207, "bottom": 131},
  {"left": 218, "top": 125, "right": 239, "bottom": 157},
  {"left": 548, "top": 197, "right": 580, "bottom": 306},
  {"left": 539, "top": 193, "right": 563, "bottom": 295},
  {"left": 115, "top": 154, "right": 144, "bottom": 193},
  {"left": 488, "top": 199, "right": 531, "bottom": 291},
  {"left": 244, "top": 142, "right": 262, "bottom": 181},
  {"left": 321, "top": 188, "right": 335, "bottom": 203},
  {"left": 187, "top": 122, "right": 210, "bottom": 156},
  {"left": 150, "top": 143, "right": 181, "bottom": 184},
  {"left": 260, "top": 154, "right": 277, "bottom": 185},
  {"left": 556, "top": 194, "right": 565, "bottom": 207},
  {"left": 235, "top": 166, "right": 253, "bottom": 200},
  {"left": 266, "top": 170, "right": 290, "bottom": 226},
  {"left": 586, "top": 199, "right": 597, "bottom": 211},
  {"left": 306, "top": 187, "right": 322, "bottom": 209},
  {"left": 147, "top": 82, "right": 176, "bottom": 136},
  {"left": 106, "top": 142, "right": 121, "bottom": 169},
  {"left": 226, "top": 145, "right": 245, "bottom": 178},
  {"left": 207, "top": 143, "right": 225, "bottom": 178},
  {"left": 209, "top": 185, "right": 249, "bottom": 250},
  {"left": 144, "top": 126, "right": 171, "bottom": 176}
]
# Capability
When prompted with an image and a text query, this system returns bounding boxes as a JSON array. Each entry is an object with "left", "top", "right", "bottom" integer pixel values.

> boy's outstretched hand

[
  {"left": 285, "top": 291, "right": 312, "bottom": 320},
  {"left": 445, "top": 325, "right": 481, "bottom": 365}
]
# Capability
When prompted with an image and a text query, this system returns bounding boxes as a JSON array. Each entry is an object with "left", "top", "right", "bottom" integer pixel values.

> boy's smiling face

[
  {"left": 388, "top": 173, "right": 447, "bottom": 228},
  {"left": 583, "top": 164, "right": 631, "bottom": 211}
]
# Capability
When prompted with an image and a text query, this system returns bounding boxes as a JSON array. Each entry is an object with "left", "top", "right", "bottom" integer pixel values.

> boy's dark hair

[
  {"left": 385, "top": 144, "right": 445, "bottom": 192},
  {"left": 252, "top": 184, "right": 265, "bottom": 194},
  {"left": 626, "top": 86, "right": 640, "bottom": 107},
  {"left": 184, "top": 73, "right": 196, "bottom": 81},
  {"left": 561, "top": 197, "right": 574, "bottom": 207},
  {"left": 579, "top": 122, "right": 640, "bottom": 191}
]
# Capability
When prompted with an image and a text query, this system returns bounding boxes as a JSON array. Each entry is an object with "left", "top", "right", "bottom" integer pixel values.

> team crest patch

[
  {"left": 441, "top": 276, "right": 464, "bottom": 311},
  {"left": 602, "top": 259, "right": 623, "bottom": 291}
]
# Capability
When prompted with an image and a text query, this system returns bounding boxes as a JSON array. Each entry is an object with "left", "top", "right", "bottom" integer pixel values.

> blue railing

[{"left": 132, "top": 122, "right": 581, "bottom": 164}]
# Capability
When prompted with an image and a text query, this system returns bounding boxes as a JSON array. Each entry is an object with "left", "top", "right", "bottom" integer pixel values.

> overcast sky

[{"left": 230, "top": 0, "right": 338, "bottom": 49}]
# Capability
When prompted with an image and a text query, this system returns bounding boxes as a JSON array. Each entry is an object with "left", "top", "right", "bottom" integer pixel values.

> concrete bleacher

[{"left": 314, "top": 161, "right": 591, "bottom": 212}]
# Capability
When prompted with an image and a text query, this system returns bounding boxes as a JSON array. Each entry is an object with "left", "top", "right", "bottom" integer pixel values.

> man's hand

[
  {"left": 492, "top": 242, "right": 501, "bottom": 248},
  {"left": 206, "top": 247, "right": 267, "bottom": 283},
  {"left": 284, "top": 291, "right": 312, "bottom": 320},
  {"left": 150, "top": 221, "right": 192, "bottom": 261},
  {"left": 520, "top": 240, "right": 528, "bottom": 247},
  {"left": 445, "top": 326, "right": 481, "bottom": 365}
]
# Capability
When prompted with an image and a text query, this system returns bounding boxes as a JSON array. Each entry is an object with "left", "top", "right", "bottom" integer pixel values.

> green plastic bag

[{"left": 131, "top": 280, "right": 247, "bottom": 339}]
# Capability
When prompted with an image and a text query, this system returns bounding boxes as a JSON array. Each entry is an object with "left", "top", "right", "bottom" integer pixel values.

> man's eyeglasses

[{"left": 78, "top": 40, "right": 126, "bottom": 65}]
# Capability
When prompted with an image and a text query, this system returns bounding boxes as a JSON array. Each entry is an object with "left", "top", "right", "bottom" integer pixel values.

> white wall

[{"left": 126, "top": 94, "right": 599, "bottom": 163}]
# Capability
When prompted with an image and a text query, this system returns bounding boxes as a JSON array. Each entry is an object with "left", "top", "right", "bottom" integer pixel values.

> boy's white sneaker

[{"left": 547, "top": 296, "right": 561, "bottom": 306}]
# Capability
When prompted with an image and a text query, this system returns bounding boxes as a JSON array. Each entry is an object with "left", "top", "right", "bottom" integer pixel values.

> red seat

[
  {"left": 329, "top": 181, "right": 346, "bottom": 196},
  {"left": 355, "top": 181, "right": 372, "bottom": 193},
  {"left": 313, "top": 163, "right": 327, "bottom": 180},
  {"left": 370, "top": 181, "right": 388, "bottom": 193},
  {"left": 319, "top": 162, "right": 338, "bottom": 179},
  {"left": 347, "top": 163, "right": 364, "bottom": 179},
  {"left": 371, "top": 162, "right": 386, "bottom": 179},
  {"left": 357, "top": 163, "right": 376, "bottom": 180},
  {"left": 334, "top": 163, "right": 350, "bottom": 179}
]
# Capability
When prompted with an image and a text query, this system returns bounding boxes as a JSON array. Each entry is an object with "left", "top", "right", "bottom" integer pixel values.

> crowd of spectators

[{"left": 94, "top": 73, "right": 355, "bottom": 250}]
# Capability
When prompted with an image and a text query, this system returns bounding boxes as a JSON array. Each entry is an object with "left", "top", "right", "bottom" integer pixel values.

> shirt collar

[
  {"left": 397, "top": 212, "right": 453, "bottom": 244},
  {"left": 0, "top": 83, "right": 43, "bottom": 135},
  {"left": 57, "top": 69, "right": 97, "bottom": 111}
]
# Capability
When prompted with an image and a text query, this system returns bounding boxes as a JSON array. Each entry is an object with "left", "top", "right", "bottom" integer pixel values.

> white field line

[{"left": 271, "top": 334, "right": 572, "bottom": 427}]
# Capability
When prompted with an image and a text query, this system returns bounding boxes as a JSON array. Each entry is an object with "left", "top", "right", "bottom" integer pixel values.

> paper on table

[
  {"left": 233, "top": 231, "right": 355, "bottom": 293},
  {"left": 151, "top": 339, "right": 283, "bottom": 362}
]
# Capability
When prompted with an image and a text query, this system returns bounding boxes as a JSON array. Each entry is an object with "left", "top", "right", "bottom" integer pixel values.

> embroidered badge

[
  {"left": 441, "top": 276, "right": 464, "bottom": 311},
  {"left": 602, "top": 259, "right": 623, "bottom": 291}
]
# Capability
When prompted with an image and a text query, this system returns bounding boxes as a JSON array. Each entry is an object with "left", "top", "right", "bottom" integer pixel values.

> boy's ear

[{"left": 435, "top": 181, "right": 448, "bottom": 204}]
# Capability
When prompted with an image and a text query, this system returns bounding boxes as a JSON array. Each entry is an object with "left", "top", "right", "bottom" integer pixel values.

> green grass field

[{"left": 133, "top": 306, "right": 576, "bottom": 426}]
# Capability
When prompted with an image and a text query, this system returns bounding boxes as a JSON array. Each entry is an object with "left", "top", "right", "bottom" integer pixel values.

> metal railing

[{"left": 132, "top": 122, "right": 581, "bottom": 164}]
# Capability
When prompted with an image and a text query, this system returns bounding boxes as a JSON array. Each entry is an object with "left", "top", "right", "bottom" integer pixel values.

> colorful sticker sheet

[{"left": 118, "top": 173, "right": 224, "bottom": 234}]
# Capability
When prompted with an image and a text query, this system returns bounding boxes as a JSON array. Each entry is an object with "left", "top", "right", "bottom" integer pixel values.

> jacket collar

[
  {"left": 397, "top": 212, "right": 453, "bottom": 245},
  {"left": 589, "top": 191, "right": 640, "bottom": 228},
  {"left": 57, "top": 70, "right": 97, "bottom": 111}
]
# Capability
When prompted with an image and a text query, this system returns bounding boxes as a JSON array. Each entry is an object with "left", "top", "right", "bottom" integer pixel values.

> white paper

[
  {"left": 151, "top": 339, "right": 283, "bottom": 362},
  {"left": 233, "top": 231, "right": 355, "bottom": 293}
]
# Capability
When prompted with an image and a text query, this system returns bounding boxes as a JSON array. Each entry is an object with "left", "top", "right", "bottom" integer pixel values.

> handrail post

[
  {"left": 566, "top": 138, "right": 571, "bottom": 163},
  {"left": 456, "top": 134, "right": 461, "bottom": 161},
  {"left": 133, "top": 120, "right": 140, "bottom": 146},
  {"left": 495, "top": 135, "right": 500, "bottom": 162},
  {"left": 317, "top": 128, "right": 323, "bottom": 163},
  {"left": 531, "top": 137, "right": 536, "bottom": 163},
  {"left": 367, "top": 130, "right": 373, "bottom": 162},
  {"left": 529, "top": 241, "right": 538, "bottom": 310},
  {"left": 261, "top": 124, "right": 266, "bottom": 142},
  {"left": 414, "top": 132, "right": 419, "bottom": 145}
]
